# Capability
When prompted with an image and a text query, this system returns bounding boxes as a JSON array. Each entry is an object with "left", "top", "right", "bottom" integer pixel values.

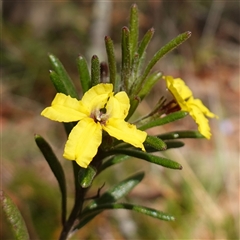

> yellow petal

[
  {"left": 187, "top": 97, "right": 218, "bottom": 118},
  {"left": 165, "top": 76, "right": 193, "bottom": 99},
  {"left": 189, "top": 107, "right": 212, "bottom": 139},
  {"left": 63, "top": 118, "right": 102, "bottom": 168},
  {"left": 164, "top": 76, "right": 192, "bottom": 110},
  {"left": 81, "top": 83, "right": 113, "bottom": 112},
  {"left": 164, "top": 76, "right": 217, "bottom": 139},
  {"left": 106, "top": 91, "right": 130, "bottom": 119},
  {"left": 41, "top": 93, "right": 88, "bottom": 122},
  {"left": 103, "top": 119, "right": 147, "bottom": 151}
]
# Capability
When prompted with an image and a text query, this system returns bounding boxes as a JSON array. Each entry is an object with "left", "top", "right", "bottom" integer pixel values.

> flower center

[{"left": 91, "top": 108, "right": 109, "bottom": 125}]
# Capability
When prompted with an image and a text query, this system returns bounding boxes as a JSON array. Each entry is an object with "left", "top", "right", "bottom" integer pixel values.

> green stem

[
  {"left": 59, "top": 192, "right": 86, "bottom": 240},
  {"left": 59, "top": 162, "right": 85, "bottom": 240},
  {"left": 59, "top": 150, "right": 105, "bottom": 239}
]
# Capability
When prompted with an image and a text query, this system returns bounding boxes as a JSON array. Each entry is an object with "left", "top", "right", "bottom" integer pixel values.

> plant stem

[
  {"left": 59, "top": 152, "right": 104, "bottom": 239},
  {"left": 59, "top": 162, "right": 86, "bottom": 240},
  {"left": 59, "top": 188, "right": 85, "bottom": 240}
]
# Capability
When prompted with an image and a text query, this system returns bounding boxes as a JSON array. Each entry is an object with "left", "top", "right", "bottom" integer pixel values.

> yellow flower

[
  {"left": 164, "top": 76, "right": 218, "bottom": 139},
  {"left": 164, "top": 76, "right": 192, "bottom": 111},
  {"left": 41, "top": 83, "right": 147, "bottom": 168}
]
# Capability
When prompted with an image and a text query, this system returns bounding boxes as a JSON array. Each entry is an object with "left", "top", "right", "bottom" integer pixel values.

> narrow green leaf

[
  {"left": 76, "top": 56, "right": 91, "bottom": 93},
  {"left": 49, "top": 70, "right": 66, "bottom": 95},
  {"left": 137, "top": 27, "right": 155, "bottom": 62},
  {"left": 134, "top": 31, "right": 191, "bottom": 94},
  {"left": 126, "top": 28, "right": 156, "bottom": 119},
  {"left": 145, "top": 135, "right": 167, "bottom": 151},
  {"left": 144, "top": 141, "right": 184, "bottom": 152},
  {"left": 129, "top": 28, "right": 155, "bottom": 94},
  {"left": 138, "top": 72, "right": 162, "bottom": 100},
  {"left": 99, "top": 155, "right": 130, "bottom": 173},
  {"left": 105, "top": 36, "right": 118, "bottom": 92},
  {"left": 139, "top": 111, "right": 188, "bottom": 131},
  {"left": 108, "top": 149, "right": 182, "bottom": 170},
  {"left": 165, "top": 140, "right": 185, "bottom": 149},
  {"left": 78, "top": 166, "right": 97, "bottom": 188},
  {"left": 34, "top": 134, "right": 67, "bottom": 225},
  {"left": 82, "top": 203, "right": 175, "bottom": 221},
  {"left": 48, "top": 54, "right": 78, "bottom": 98},
  {"left": 129, "top": 52, "right": 140, "bottom": 87},
  {"left": 129, "top": 4, "right": 139, "bottom": 62},
  {"left": 89, "top": 172, "right": 144, "bottom": 207},
  {"left": 127, "top": 71, "right": 162, "bottom": 120},
  {"left": 75, "top": 172, "right": 144, "bottom": 229},
  {"left": 1, "top": 191, "right": 30, "bottom": 240},
  {"left": 91, "top": 55, "right": 100, "bottom": 86},
  {"left": 121, "top": 27, "right": 131, "bottom": 91},
  {"left": 158, "top": 130, "right": 205, "bottom": 140}
]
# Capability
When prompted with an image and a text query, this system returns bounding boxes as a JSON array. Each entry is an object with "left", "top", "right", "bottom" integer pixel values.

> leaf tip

[
  {"left": 122, "top": 26, "right": 129, "bottom": 32},
  {"left": 92, "top": 55, "right": 98, "bottom": 60},
  {"left": 186, "top": 31, "right": 192, "bottom": 37},
  {"left": 105, "top": 36, "right": 112, "bottom": 43},
  {"left": 48, "top": 53, "right": 54, "bottom": 59},
  {"left": 34, "top": 134, "right": 41, "bottom": 140},
  {"left": 131, "top": 3, "right": 138, "bottom": 9},
  {"left": 150, "top": 27, "right": 155, "bottom": 33}
]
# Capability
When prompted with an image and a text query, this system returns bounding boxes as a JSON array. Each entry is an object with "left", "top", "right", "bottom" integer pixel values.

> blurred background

[{"left": 2, "top": 1, "right": 239, "bottom": 239}]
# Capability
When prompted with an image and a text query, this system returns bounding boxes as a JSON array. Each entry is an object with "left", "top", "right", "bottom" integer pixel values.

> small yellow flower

[
  {"left": 164, "top": 76, "right": 192, "bottom": 111},
  {"left": 41, "top": 83, "right": 147, "bottom": 168},
  {"left": 164, "top": 76, "right": 218, "bottom": 139}
]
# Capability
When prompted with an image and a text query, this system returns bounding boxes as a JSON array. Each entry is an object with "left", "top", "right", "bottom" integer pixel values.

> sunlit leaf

[
  {"left": 78, "top": 166, "right": 97, "bottom": 188},
  {"left": 137, "top": 27, "right": 155, "bottom": 65},
  {"left": 81, "top": 203, "right": 175, "bottom": 221},
  {"left": 1, "top": 191, "right": 30, "bottom": 240},
  {"left": 75, "top": 172, "right": 145, "bottom": 229},
  {"left": 91, "top": 172, "right": 144, "bottom": 206},
  {"left": 76, "top": 56, "right": 91, "bottom": 93},
  {"left": 91, "top": 55, "right": 100, "bottom": 86},
  {"left": 107, "top": 149, "right": 182, "bottom": 169},
  {"left": 129, "top": 4, "right": 139, "bottom": 62},
  {"left": 139, "top": 111, "right": 188, "bottom": 130},
  {"left": 121, "top": 27, "right": 131, "bottom": 91},
  {"left": 49, "top": 70, "right": 67, "bottom": 95},
  {"left": 105, "top": 36, "right": 118, "bottom": 92},
  {"left": 129, "top": 27, "right": 155, "bottom": 96},
  {"left": 145, "top": 135, "right": 167, "bottom": 151},
  {"left": 48, "top": 54, "right": 78, "bottom": 98},
  {"left": 136, "top": 31, "right": 191, "bottom": 93},
  {"left": 128, "top": 32, "right": 191, "bottom": 117}
]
